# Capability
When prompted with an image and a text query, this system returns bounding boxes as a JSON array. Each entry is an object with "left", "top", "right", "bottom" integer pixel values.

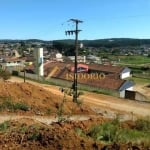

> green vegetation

[
  {"left": 118, "top": 55, "right": 150, "bottom": 65},
  {"left": 87, "top": 117, "right": 150, "bottom": 145},
  {"left": 91, "top": 89, "right": 118, "bottom": 97},
  {"left": 0, "top": 69, "right": 11, "bottom": 81},
  {"left": 135, "top": 117, "right": 150, "bottom": 131},
  {"left": 0, "top": 121, "right": 10, "bottom": 132},
  {"left": 75, "top": 127, "right": 86, "bottom": 137},
  {"left": 129, "top": 77, "right": 150, "bottom": 85},
  {"left": 13, "top": 102, "right": 30, "bottom": 111},
  {"left": 73, "top": 117, "right": 150, "bottom": 146},
  {"left": 28, "top": 132, "right": 41, "bottom": 141},
  {"left": 46, "top": 108, "right": 52, "bottom": 115},
  {"left": 53, "top": 38, "right": 150, "bottom": 48},
  {"left": 24, "top": 125, "right": 41, "bottom": 141},
  {"left": 0, "top": 97, "right": 30, "bottom": 112},
  {"left": 57, "top": 88, "right": 68, "bottom": 123}
]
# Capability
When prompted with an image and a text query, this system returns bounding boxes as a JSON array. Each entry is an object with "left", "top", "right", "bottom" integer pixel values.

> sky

[{"left": 0, "top": 0, "right": 150, "bottom": 40}]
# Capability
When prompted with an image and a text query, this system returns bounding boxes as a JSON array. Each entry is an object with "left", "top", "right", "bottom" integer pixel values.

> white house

[
  {"left": 119, "top": 80, "right": 134, "bottom": 98},
  {"left": 120, "top": 67, "right": 131, "bottom": 79}
]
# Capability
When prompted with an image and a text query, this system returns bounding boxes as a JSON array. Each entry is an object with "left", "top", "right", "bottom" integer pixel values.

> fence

[
  {"left": 43, "top": 77, "right": 119, "bottom": 97},
  {"left": 18, "top": 72, "right": 119, "bottom": 97},
  {"left": 19, "top": 72, "right": 44, "bottom": 81}
]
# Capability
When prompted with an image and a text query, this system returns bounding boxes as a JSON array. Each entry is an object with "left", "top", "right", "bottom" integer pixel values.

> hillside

[
  {"left": 0, "top": 81, "right": 94, "bottom": 115},
  {"left": 0, "top": 80, "right": 149, "bottom": 149},
  {"left": 1, "top": 38, "right": 150, "bottom": 47},
  {"left": 53, "top": 38, "right": 150, "bottom": 47}
]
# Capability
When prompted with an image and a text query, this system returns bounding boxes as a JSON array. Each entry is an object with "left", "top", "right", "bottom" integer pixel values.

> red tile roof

[
  {"left": 89, "top": 64, "right": 124, "bottom": 74},
  {"left": 25, "top": 62, "right": 127, "bottom": 90},
  {"left": 51, "top": 68, "right": 125, "bottom": 90}
]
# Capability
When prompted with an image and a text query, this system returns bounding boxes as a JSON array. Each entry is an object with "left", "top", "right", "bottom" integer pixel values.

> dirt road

[{"left": 8, "top": 76, "right": 150, "bottom": 117}]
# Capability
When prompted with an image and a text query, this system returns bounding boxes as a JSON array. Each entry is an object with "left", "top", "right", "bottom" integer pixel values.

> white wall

[
  {"left": 119, "top": 86, "right": 133, "bottom": 98},
  {"left": 120, "top": 72, "right": 130, "bottom": 79}
]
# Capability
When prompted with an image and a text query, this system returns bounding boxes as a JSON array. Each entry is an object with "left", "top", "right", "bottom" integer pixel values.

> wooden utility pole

[{"left": 65, "top": 19, "right": 83, "bottom": 102}]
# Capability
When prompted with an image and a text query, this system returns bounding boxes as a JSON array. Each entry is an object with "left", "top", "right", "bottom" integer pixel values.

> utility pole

[{"left": 65, "top": 19, "right": 83, "bottom": 102}]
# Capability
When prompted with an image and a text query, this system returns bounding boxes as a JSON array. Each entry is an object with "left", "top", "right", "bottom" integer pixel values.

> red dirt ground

[
  {"left": 0, "top": 81, "right": 94, "bottom": 116},
  {"left": 0, "top": 118, "right": 148, "bottom": 150},
  {"left": 0, "top": 80, "right": 149, "bottom": 150}
]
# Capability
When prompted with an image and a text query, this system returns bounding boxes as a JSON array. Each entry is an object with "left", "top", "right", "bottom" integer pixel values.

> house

[
  {"left": 88, "top": 64, "right": 131, "bottom": 79},
  {"left": 119, "top": 67, "right": 131, "bottom": 79},
  {"left": 68, "top": 56, "right": 86, "bottom": 63},
  {"left": 119, "top": 80, "right": 134, "bottom": 98},
  {"left": 43, "top": 62, "right": 134, "bottom": 98},
  {"left": 0, "top": 57, "right": 25, "bottom": 73},
  {"left": 48, "top": 52, "right": 64, "bottom": 62},
  {"left": 23, "top": 62, "right": 134, "bottom": 98}
]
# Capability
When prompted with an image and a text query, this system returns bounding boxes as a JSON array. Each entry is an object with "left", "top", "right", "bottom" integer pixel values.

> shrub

[
  {"left": 75, "top": 128, "right": 86, "bottom": 137},
  {"left": 88, "top": 122, "right": 119, "bottom": 142},
  {"left": 0, "top": 121, "right": 10, "bottom": 131},
  {"left": 14, "top": 102, "right": 29, "bottom": 111},
  {"left": 135, "top": 118, "right": 150, "bottom": 131},
  {"left": 0, "top": 69, "right": 11, "bottom": 81},
  {"left": 46, "top": 108, "right": 52, "bottom": 115},
  {"left": 27, "top": 132, "right": 41, "bottom": 141},
  {"left": 0, "top": 97, "right": 30, "bottom": 112},
  {"left": 87, "top": 119, "right": 150, "bottom": 145}
]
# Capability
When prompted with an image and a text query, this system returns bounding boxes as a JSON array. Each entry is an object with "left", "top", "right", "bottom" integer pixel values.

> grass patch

[
  {"left": 46, "top": 108, "right": 52, "bottom": 115},
  {"left": 0, "top": 121, "right": 10, "bottom": 132},
  {"left": 75, "top": 127, "right": 86, "bottom": 137},
  {"left": 87, "top": 118, "right": 150, "bottom": 145},
  {"left": 129, "top": 77, "right": 150, "bottom": 85},
  {"left": 117, "top": 55, "right": 150, "bottom": 65},
  {"left": 0, "top": 97, "right": 30, "bottom": 112},
  {"left": 92, "top": 89, "right": 119, "bottom": 97},
  {"left": 13, "top": 102, "right": 29, "bottom": 111}
]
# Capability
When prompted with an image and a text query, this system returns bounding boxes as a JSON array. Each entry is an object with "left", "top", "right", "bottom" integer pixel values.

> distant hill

[
  {"left": 1, "top": 38, "right": 150, "bottom": 47},
  {"left": 53, "top": 38, "right": 150, "bottom": 48},
  {"left": 0, "top": 39, "right": 52, "bottom": 44}
]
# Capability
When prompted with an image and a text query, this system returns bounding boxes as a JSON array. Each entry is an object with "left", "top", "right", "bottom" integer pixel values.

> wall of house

[
  {"left": 125, "top": 90, "right": 148, "bottom": 102},
  {"left": 135, "top": 92, "right": 148, "bottom": 102},
  {"left": 1, "top": 61, "right": 23, "bottom": 67},
  {"left": 120, "top": 71, "right": 130, "bottom": 79},
  {"left": 120, "top": 86, "right": 133, "bottom": 98},
  {"left": 120, "top": 67, "right": 131, "bottom": 79}
]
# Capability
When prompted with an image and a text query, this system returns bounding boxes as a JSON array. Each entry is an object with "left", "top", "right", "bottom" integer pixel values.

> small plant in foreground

[
  {"left": 14, "top": 102, "right": 29, "bottom": 111},
  {"left": 0, "top": 97, "right": 30, "bottom": 112},
  {"left": 0, "top": 121, "right": 10, "bottom": 131},
  {"left": 87, "top": 118, "right": 150, "bottom": 145}
]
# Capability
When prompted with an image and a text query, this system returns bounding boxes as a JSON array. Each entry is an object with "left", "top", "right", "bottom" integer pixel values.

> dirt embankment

[
  {"left": 0, "top": 78, "right": 149, "bottom": 149},
  {"left": 8, "top": 76, "right": 150, "bottom": 117},
  {"left": 0, "top": 118, "right": 149, "bottom": 150},
  {"left": 0, "top": 81, "right": 94, "bottom": 116}
]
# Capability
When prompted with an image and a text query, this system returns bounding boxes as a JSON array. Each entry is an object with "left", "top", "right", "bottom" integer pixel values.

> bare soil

[
  {"left": 0, "top": 118, "right": 148, "bottom": 150},
  {"left": 134, "top": 84, "right": 150, "bottom": 99},
  {"left": 0, "top": 80, "right": 94, "bottom": 116},
  {"left": 0, "top": 76, "right": 149, "bottom": 149},
  {"left": 8, "top": 76, "right": 150, "bottom": 117}
]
